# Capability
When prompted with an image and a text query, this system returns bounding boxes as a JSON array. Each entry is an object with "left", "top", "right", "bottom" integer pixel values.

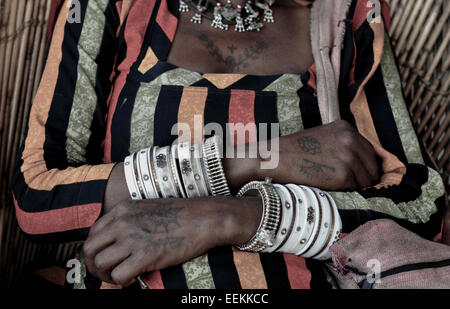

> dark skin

[{"left": 84, "top": 0, "right": 380, "bottom": 287}]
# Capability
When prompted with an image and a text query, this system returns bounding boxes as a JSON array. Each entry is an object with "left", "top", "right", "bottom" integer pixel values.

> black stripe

[
  {"left": 153, "top": 85, "right": 183, "bottom": 147},
  {"left": 150, "top": 22, "right": 172, "bottom": 61},
  {"left": 203, "top": 88, "right": 230, "bottom": 140},
  {"left": 338, "top": 14, "right": 357, "bottom": 127},
  {"left": 225, "top": 75, "right": 281, "bottom": 91},
  {"left": 13, "top": 164, "right": 108, "bottom": 212},
  {"left": 160, "top": 266, "right": 188, "bottom": 289},
  {"left": 254, "top": 91, "right": 278, "bottom": 141},
  {"left": 167, "top": 0, "right": 180, "bottom": 17},
  {"left": 207, "top": 247, "right": 241, "bottom": 289},
  {"left": 22, "top": 227, "right": 91, "bottom": 244},
  {"left": 44, "top": 1, "right": 89, "bottom": 170},
  {"left": 110, "top": 79, "right": 142, "bottom": 161},
  {"left": 298, "top": 82, "right": 322, "bottom": 129},
  {"left": 305, "top": 259, "right": 333, "bottom": 289},
  {"left": 365, "top": 67, "right": 408, "bottom": 164},
  {"left": 339, "top": 195, "right": 446, "bottom": 241},
  {"left": 360, "top": 164, "right": 427, "bottom": 202},
  {"left": 259, "top": 253, "right": 291, "bottom": 289}
]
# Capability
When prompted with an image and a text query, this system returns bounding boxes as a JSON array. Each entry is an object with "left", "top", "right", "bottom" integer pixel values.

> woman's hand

[
  {"left": 83, "top": 196, "right": 262, "bottom": 286},
  {"left": 225, "top": 120, "right": 379, "bottom": 191},
  {"left": 273, "top": 120, "right": 379, "bottom": 191}
]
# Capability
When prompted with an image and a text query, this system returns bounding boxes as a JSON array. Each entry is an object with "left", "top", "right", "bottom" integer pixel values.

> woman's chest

[{"left": 167, "top": 6, "right": 313, "bottom": 75}]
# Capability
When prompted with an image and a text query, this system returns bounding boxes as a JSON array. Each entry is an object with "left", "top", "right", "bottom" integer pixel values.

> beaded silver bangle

[
  {"left": 202, "top": 135, "right": 231, "bottom": 196},
  {"left": 235, "top": 178, "right": 281, "bottom": 253}
]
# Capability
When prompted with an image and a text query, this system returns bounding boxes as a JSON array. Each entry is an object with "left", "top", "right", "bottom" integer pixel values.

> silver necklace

[{"left": 180, "top": 0, "right": 275, "bottom": 32}]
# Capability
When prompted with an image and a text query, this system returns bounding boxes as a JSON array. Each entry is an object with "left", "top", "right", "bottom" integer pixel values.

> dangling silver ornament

[
  {"left": 234, "top": 5, "right": 245, "bottom": 32},
  {"left": 263, "top": 5, "right": 274, "bottom": 23},
  {"left": 211, "top": 3, "right": 228, "bottom": 30},
  {"left": 179, "top": 0, "right": 189, "bottom": 12}
]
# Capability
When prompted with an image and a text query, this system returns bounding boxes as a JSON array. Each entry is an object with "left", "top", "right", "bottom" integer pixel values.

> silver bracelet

[
  {"left": 264, "top": 184, "right": 292, "bottom": 253},
  {"left": 235, "top": 178, "right": 281, "bottom": 253},
  {"left": 202, "top": 135, "right": 231, "bottom": 196}
]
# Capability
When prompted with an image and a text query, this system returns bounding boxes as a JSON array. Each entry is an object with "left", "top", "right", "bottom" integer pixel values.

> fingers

[
  {"left": 83, "top": 214, "right": 117, "bottom": 283},
  {"left": 350, "top": 154, "right": 374, "bottom": 189},
  {"left": 110, "top": 254, "right": 145, "bottom": 287},
  {"left": 353, "top": 135, "right": 379, "bottom": 183},
  {"left": 91, "top": 243, "right": 132, "bottom": 284}
]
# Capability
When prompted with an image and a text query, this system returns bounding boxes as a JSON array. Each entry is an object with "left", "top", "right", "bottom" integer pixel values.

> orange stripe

[
  {"left": 20, "top": 0, "right": 114, "bottom": 191},
  {"left": 350, "top": 22, "right": 406, "bottom": 185},
  {"left": 156, "top": 0, "right": 178, "bottom": 42},
  {"left": 13, "top": 194, "right": 101, "bottom": 235},
  {"left": 177, "top": 87, "right": 208, "bottom": 144},
  {"left": 232, "top": 250, "right": 268, "bottom": 289},
  {"left": 142, "top": 271, "right": 164, "bottom": 289},
  {"left": 228, "top": 90, "right": 257, "bottom": 145},
  {"left": 283, "top": 254, "right": 311, "bottom": 289}
]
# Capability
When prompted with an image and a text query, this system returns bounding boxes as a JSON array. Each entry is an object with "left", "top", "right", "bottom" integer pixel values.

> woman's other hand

[{"left": 83, "top": 196, "right": 262, "bottom": 286}]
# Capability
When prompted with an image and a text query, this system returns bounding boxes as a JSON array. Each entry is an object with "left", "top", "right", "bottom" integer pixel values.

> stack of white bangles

[
  {"left": 124, "top": 135, "right": 342, "bottom": 260},
  {"left": 124, "top": 135, "right": 231, "bottom": 200}
]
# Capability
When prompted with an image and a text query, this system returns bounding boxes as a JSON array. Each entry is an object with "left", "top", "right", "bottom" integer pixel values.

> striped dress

[{"left": 13, "top": 0, "right": 446, "bottom": 289}]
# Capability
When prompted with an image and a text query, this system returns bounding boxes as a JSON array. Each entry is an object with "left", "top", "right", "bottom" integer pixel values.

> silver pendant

[
  {"left": 263, "top": 7, "right": 274, "bottom": 23},
  {"left": 179, "top": 0, "right": 189, "bottom": 12},
  {"left": 211, "top": 3, "right": 228, "bottom": 30},
  {"left": 234, "top": 5, "right": 245, "bottom": 32}
]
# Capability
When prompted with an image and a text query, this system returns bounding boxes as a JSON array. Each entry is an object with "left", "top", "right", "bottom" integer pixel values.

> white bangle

[
  {"left": 280, "top": 184, "right": 311, "bottom": 254},
  {"left": 124, "top": 153, "right": 143, "bottom": 200},
  {"left": 169, "top": 144, "right": 187, "bottom": 198},
  {"left": 191, "top": 143, "right": 210, "bottom": 197},
  {"left": 295, "top": 186, "right": 321, "bottom": 257},
  {"left": 135, "top": 149, "right": 153, "bottom": 199},
  {"left": 138, "top": 148, "right": 158, "bottom": 199},
  {"left": 302, "top": 187, "right": 333, "bottom": 258},
  {"left": 153, "top": 146, "right": 178, "bottom": 198},
  {"left": 178, "top": 142, "right": 201, "bottom": 197},
  {"left": 313, "top": 191, "right": 342, "bottom": 261}
]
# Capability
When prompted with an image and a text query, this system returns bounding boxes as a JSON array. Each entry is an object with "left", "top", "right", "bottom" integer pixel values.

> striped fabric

[{"left": 13, "top": 0, "right": 445, "bottom": 289}]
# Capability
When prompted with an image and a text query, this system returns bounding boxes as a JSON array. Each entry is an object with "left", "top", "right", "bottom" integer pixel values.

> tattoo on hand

[
  {"left": 131, "top": 201, "right": 185, "bottom": 253},
  {"left": 299, "top": 159, "right": 335, "bottom": 180},
  {"left": 131, "top": 201, "right": 183, "bottom": 233},
  {"left": 198, "top": 34, "right": 267, "bottom": 71},
  {"left": 298, "top": 136, "right": 321, "bottom": 155}
]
